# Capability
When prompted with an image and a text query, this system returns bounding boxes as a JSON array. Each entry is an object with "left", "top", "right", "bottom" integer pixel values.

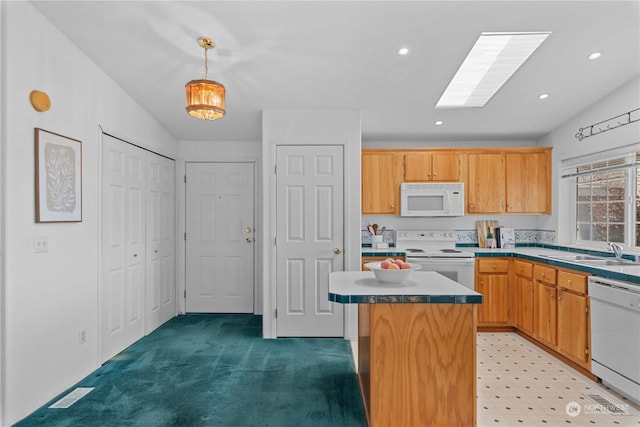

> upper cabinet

[
  {"left": 467, "top": 153, "right": 506, "bottom": 214},
  {"left": 505, "top": 151, "right": 551, "bottom": 214},
  {"left": 362, "top": 147, "right": 551, "bottom": 215},
  {"left": 404, "top": 152, "right": 461, "bottom": 182},
  {"left": 362, "top": 151, "right": 401, "bottom": 215}
]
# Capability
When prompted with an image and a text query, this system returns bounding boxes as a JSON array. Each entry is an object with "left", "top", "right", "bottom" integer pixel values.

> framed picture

[{"left": 35, "top": 128, "right": 82, "bottom": 222}]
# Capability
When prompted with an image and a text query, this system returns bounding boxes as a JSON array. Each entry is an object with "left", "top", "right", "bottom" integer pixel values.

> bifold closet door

[
  {"left": 101, "top": 136, "right": 146, "bottom": 362},
  {"left": 145, "top": 152, "right": 176, "bottom": 333}
]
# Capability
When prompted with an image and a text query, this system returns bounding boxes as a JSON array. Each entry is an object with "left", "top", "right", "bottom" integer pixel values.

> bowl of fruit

[{"left": 364, "top": 259, "right": 422, "bottom": 284}]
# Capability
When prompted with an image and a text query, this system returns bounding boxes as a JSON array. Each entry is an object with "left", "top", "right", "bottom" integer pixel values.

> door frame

[
  {"left": 178, "top": 158, "right": 261, "bottom": 315},
  {"left": 262, "top": 121, "right": 361, "bottom": 339}
]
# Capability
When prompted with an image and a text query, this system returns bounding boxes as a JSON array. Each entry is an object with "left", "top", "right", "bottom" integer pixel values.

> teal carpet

[{"left": 15, "top": 314, "right": 366, "bottom": 426}]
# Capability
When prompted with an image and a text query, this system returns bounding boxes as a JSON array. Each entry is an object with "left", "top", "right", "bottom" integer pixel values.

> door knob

[
  {"left": 334, "top": 248, "right": 342, "bottom": 254},
  {"left": 245, "top": 227, "right": 252, "bottom": 233},
  {"left": 245, "top": 237, "right": 253, "bottom": 243}
]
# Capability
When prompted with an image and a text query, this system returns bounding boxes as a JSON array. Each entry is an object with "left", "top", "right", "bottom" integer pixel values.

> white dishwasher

[{"left": 589, "top": 276, "right": 640, "bottom": 405}]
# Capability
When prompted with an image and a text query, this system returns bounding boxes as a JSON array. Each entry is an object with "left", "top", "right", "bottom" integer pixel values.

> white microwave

[{"left": 400, "top": 182, "right": 465, "bottom": 217}]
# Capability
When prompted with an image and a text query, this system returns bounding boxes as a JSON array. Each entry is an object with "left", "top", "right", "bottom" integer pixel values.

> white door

[
  {"left": 101, "top": 136, "right": 145, "bottom": 361},
  {"left": 275, "top": 145, "right": 344, "bottom": 337},
  {"left": 185, "top": 162, "right": 255, "bottom": 312},
  {"left": 145, "top": 153, "right": 176, "bottom": 333}
]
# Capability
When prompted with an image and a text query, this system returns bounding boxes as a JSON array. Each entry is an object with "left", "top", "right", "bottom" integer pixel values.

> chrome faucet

[{"left": 607, "top": 242, "right": 623, "bottom": 259}]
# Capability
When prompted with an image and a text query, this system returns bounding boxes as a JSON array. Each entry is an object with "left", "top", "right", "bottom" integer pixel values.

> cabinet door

[
  {"left": 362, "top": 152, "right": 397, "bottom": 214},
  {"left": 505, "top": 152, "right": 551, "bottom": 214},
  {"left": 533, "top": 281, "right": 557, "bottom": 347},
  {"left": 431, "top": 152, "right": 460, "bottom": 181},
  {"left": 404, "top": 153, "right": 432, "bottom": 181},
  {"left": 477, "top": 273, "right": 509, "bottom": 324},
  {"left": 515, "top": 276, "right": 534, "bottom": 335},
  {"left": 467, "top": 153, "right": 505, "bottom": 213},
  {"left": 557, "top": 290, "right": 589, "bottom": 365}
]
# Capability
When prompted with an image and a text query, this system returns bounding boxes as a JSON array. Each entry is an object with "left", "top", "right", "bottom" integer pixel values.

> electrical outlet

[
  {"left": 33, "top": 235, "right": 48, "bottom": 253},
  {"left": 79, "top": 330, "right": 86, "bottom": 344}
]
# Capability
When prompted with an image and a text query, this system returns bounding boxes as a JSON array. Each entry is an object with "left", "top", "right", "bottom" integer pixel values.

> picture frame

[{"left": 35, "top": 128, "right": 82, "bottom": 222}]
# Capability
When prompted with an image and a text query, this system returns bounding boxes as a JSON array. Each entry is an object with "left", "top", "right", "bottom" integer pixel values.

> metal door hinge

[
  {"left": 184, "top": 232, "right": 187, "bottom": 241},
  {"left": 184, "top": 175, "right": 187, "bottom": 183},
  {"left": 275, "top": 308, "right": 277, "bottom": 318},
  {"left": 184, "top": 290, "right": 186, "bottom": 298},
  {"left": 274, "top": 165, "right": 277, "bottom": 174}
]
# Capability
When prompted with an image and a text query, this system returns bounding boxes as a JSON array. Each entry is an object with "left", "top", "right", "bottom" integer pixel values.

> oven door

[{"left": 406, "top": 257, "right": 475, "bottom": 290}]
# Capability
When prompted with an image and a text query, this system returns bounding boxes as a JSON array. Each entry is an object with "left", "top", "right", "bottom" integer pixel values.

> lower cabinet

[
  {"left": 477, "top": 257, "right": 591, "bottom": 371},
  {"left": 533, "top": 280, "right": 557, "bottom": 347},
  {"left": 514, "top": 260, "right": 534, "bottom": 335},
  {"left": 476, "top": 258, "right": 510, "bottom": 325},
  {"left": 557, "top": 271, "right": 590, "bottom": 366}
]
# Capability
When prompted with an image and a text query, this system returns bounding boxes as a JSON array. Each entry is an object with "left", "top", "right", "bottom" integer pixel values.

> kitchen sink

[
  {"left": 579, "top": 259, "right": 639, "bottom": 266},
  {"left": 542, "top": 254, "right": 604, "bottom": 261}
]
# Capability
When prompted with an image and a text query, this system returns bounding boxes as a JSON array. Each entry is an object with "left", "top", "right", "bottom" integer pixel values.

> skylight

[{"left": 435, "top": 32, "right": 551, "bottom": 108}]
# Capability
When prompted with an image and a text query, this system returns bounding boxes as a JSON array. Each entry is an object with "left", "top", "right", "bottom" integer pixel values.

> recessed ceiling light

[
  {"left": 434, "top": 120, "right": 444, "bottom": 126},
  {"left": 397, "top": 47, "right": 409, "bottom": 56},
  {"left": 436, "top": 31, "right": 551, "bottom": 108},
  {"left": 588, "top": 52, "right": 602, "bottom": 60},
  {"left": 538, "top": 93, "right": 549, "bottom": 100}
]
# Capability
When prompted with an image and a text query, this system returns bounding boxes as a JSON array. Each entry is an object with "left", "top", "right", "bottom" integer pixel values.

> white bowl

[{"left": 364, "top": 262, "right": 422, "bottom": 284}]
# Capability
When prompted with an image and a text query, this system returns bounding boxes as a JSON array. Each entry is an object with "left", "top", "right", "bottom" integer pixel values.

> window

[{"left": 562, "top": 148, "right": 639, "bottom": 248}]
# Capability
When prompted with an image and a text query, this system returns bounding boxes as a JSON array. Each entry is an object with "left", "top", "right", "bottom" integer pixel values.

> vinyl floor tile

[{"left": 477, "top": 333, "right": 640, "bottom": 427}]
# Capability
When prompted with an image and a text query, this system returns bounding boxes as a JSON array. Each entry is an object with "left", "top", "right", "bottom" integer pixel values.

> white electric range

[{"left": 395, "top": 230, "right": 475, "bottom": 289}]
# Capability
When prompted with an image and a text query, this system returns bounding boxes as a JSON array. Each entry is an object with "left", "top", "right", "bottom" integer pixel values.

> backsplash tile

[{"left": 361, "top": 228, "right": 556, "bottom": 246}]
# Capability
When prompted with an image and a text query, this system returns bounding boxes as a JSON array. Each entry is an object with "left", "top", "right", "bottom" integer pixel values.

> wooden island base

[{"left": 358, "top": 303, "right": 477, "bottom": 427}]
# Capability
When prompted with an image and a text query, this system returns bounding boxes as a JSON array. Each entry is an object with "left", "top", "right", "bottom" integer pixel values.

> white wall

[
  {"left": 537, "top": 76, "right": 640, "bottom": 244},
  {"left": 177, "top": 140, "right": 262, "bottom": 314},
  {"left": 0, "top": 3, "right": 177, "bottom": 425}
]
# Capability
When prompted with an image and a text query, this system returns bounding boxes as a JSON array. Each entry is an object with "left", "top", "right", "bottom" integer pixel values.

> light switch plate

[{"left": 33, "top": 235, "right": 48, "bottom": 253}]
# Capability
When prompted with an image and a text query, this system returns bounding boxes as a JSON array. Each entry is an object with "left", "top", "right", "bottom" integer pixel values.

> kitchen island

[{"left": 329, "top": 271, "right": 483, "bottom": 427}]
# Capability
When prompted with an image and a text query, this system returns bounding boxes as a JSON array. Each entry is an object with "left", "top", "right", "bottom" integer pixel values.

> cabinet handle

[
  {"left": 520, "top": 267, "right": 524, "bottom": 272},
  {"left": 432, "top": 172, "right": 436, "bottom": 177},
  {"left": 133, "top": 253, "right": 138, "bottom": 257},
  {"left": 541, "top": 272, "right": 545, "bottom": 277},
  {"left": 469, "top": 203, "right": 475, "bottom": 209},
  {"left": 391, "top": 204, "right": 395, "bottom": 209},
  {"left": 492, "top": 264, "right": 496, "bottom": 269}
]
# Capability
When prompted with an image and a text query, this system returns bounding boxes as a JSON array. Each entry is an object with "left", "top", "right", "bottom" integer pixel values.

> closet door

[
  {"left": 101, "top": 136, "right": 145, "bottom": 362},
  {"left": 146, "top": 152, "right": 176, "bottom": 332}
]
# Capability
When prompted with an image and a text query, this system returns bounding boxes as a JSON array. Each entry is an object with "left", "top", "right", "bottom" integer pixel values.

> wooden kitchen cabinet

[
  {"left": 362, "top": 152, "right": 402, "bottom": 214},
  {"left": 532, "top": 264, "right": 557, "bottom": 347},
  {"left": 404, "top": 151, "right": 461, "bottom": 182},
  {"left": 467, "top": 153, "right": 506, "bottom": 213},
  {"left": 513, "top": 260, "right": 534, "bottom": 335},
  {"left": 476, "top": 258, "right": 510, "bottom": 326},
  {"left": 505, "top": 151, "right": 551, "bottom": 214},
  {"left": 557, "top": 270, "right": 591, "bottom": 368}
]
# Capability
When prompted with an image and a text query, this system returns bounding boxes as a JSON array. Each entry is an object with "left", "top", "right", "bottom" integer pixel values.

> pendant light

[{"left": 185, "top": 37, "right": 226, "bottom": 120}]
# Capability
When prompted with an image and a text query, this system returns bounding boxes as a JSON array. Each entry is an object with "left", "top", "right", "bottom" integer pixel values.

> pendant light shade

[{"left": 185, "top": 37, "right": 226, "bottom": 120}]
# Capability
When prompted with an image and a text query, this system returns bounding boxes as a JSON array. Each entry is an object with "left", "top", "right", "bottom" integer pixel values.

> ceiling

[{"left": 30, "top": 1, "right": 640, "bottom": 143}]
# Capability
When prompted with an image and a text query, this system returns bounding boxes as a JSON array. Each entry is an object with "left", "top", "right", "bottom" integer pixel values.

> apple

[
  {"left": 380, "top": 260, "right": 391, "bottom": 269},
  {"left": 387, "top": 263, "right": 400, "bottom": 270},
  {"left": 400, "top": 262, "right": 411, "bottom": 270}
]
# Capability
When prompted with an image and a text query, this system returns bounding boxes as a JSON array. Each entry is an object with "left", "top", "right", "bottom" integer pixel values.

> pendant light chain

[{"left": 204, "top": 46, "right": 209, "bottom": 80}]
